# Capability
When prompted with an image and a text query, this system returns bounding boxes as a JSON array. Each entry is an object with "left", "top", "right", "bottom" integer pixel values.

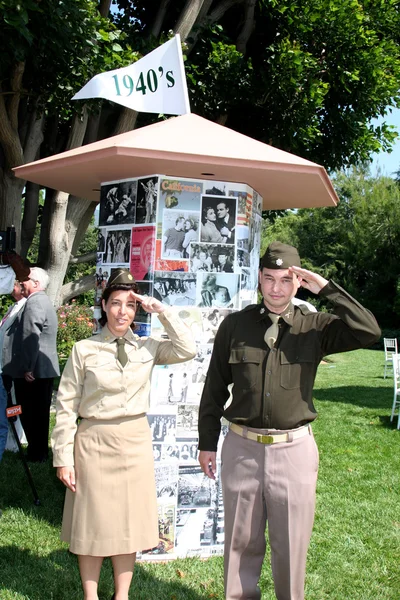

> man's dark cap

[
  {"left": 259, "top": 242, "right": 301, "bottom": 270},
  {"left": 106, "top": 268, "right": 136, "bottom": 287}
]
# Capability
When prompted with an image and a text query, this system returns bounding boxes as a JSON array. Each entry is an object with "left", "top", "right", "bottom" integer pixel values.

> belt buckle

[{"left": 257, "top": 433, "right": 274, "bottom": 444}]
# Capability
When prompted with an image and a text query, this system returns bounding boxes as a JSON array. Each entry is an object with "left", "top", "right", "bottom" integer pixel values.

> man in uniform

[{"left": 198, "top": 241, "right": 380, "bottom": 600}]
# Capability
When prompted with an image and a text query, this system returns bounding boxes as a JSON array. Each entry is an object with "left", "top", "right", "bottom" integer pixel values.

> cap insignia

[
  {"left": 276, "top": 258, "right": 283, "bottom": 266},
  {"left": 128, "top": 274, "right": 133, "bottom": 280}
]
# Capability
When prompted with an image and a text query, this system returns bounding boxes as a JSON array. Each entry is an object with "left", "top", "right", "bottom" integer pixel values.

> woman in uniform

[{"left": 51, "top": 268, "right": 196, "bottom": 600}]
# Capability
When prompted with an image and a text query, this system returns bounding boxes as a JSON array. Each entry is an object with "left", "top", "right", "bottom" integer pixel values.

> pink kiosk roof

[{"left": 14, "top": 113, "right": 338, "bottom": 209}]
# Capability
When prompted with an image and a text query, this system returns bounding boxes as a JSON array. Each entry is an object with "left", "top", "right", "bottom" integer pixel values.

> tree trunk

[
  {"left": 21, "top": 181, "right": 40, "bottom": 258},
  {"left": 150, "top": 0, "right": 172, "bottom": 38},
  {"left": 45, "top": 194, "right": 93, "bottom": 306},
  {"left": 0, "top": 169, "right": 25, "bottom": 249},
  {"left": 174, "top": 0, "right": 207, "bottom": 41},
  {"left": 113, "top": 108, "right": 139, "bottom": 135}
]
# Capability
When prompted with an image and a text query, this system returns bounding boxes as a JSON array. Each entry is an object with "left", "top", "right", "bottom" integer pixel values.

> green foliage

[
  {"left": 0, "top": 0, "right": 136, "bottom": 120},
  {"left": 57, "top": 301, "right": 94, "bottom": 368},
  {"left": 261, "top": 166, "right": 400, "bottom": 327}
]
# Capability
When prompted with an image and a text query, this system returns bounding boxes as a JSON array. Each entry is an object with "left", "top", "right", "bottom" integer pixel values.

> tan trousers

[{"left": 221, "top": 426, "right": 319, "bottom": 600}]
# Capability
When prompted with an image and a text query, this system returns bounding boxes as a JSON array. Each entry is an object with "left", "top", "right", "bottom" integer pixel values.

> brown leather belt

[{"left": 229, "top": 422, "right": 311, "bottom": 445}]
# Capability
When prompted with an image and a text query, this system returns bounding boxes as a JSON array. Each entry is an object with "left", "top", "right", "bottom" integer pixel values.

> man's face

[
  {"left": 175, "top": 219, "right": 184, "bottom": 230},
  {"left": 258, "top": 268, "right": 301, "bottom": 313},
  {"left": 199, "top": 252, "right": 207, "bottom": 262},
  {"left": 12, "top": 282, "right": 23, "bottom": 301},
  {"left": 217, "top": 203, "right": 228, "bottom": 219},
  {"left": 218, "top": 254, "right": 227, "bottom": 265},
  {"left": 21, "top": 271, "right": 39, "bottom": 298}
]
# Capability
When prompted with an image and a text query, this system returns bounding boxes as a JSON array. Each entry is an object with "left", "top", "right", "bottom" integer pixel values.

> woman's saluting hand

[{"left": 130, "top": 291, "right": 166, "bottom": 314}]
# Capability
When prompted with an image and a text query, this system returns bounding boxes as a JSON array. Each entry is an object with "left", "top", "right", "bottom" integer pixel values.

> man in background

[
  {"left": 3, "top": 267, "right": 59, "bottom": 463},
  {"left": 163, "top": 216, "right": 185, "bottom": 258},
  {"left": 0, "top": 254, "right": 30, "bottom": 467}
]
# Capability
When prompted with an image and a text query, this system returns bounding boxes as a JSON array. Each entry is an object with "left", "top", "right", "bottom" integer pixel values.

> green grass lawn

[{"left": 0, "top": 349, "right": 399, "bottom": 599}]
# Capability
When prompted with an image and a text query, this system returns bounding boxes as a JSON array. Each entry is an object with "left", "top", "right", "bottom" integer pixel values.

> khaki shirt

[
  {"left": 198, "top": 281, "right": 381, "bottom": 451},
  {"left": 52, "top": 308, "right": 196, "bottom": 466}
]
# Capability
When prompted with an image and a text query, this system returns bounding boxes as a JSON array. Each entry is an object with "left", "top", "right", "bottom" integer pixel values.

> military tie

[
  {"left": 116, "top": 337, "right": 128, "bottom": 367},
  {"left": 264, "top": 314, "right": 280, "bottom": 349}
]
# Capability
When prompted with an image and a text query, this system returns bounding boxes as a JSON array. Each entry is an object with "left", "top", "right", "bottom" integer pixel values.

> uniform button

[
  {"left": 242, "top": 356, "right": 246, "bottom": 361},
  {"left": 266, "top": 392, "right": 271, "bottom": 397},
  {"left": 268, "top": 370, "right": 272, "bottom": 375}
]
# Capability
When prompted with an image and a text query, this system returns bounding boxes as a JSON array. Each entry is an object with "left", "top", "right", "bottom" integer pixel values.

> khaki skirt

[{"left": 61, "top": 414, "right": 159, "bottom": 556}]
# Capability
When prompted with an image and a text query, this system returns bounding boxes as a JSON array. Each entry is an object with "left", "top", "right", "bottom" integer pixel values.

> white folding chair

[
  {"left": 391, "top": 354, "right": 400, "bottom": 429},
  {"left": 384, "top": 338, "right": 398, "bottom": 378}
]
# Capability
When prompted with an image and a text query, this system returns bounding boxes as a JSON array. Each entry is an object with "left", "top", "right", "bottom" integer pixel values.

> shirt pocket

[
  {"left": 280, "top": 346, "right": 316, "bottom": 390},
  {"left": 84, "top": 354, "right": 118, "bottom": 392},
  {"left": 228, "top": 347, "right": 263, "bottom": 390}
]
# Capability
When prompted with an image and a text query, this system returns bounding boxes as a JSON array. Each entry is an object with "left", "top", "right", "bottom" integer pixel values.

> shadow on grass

[
  {"left": 0, "top": 450, "right": 66, "bottom": 528},
  {"left": 314, "top": 385, "right": 393, "bottom": 410},
  {"left": 0, "top": 546, "right": 212, "bottom": 600}
]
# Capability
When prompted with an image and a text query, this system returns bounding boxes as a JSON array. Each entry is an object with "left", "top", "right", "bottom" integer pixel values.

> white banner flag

[{"left": 72, "top": 35, "right": 190, "bottom": 115}]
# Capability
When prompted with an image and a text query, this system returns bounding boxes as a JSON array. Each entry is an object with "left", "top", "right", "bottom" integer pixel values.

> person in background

[
  {"left": 0, "top": 254, "right": 30, "bottom": 467},
  {"left": 51, "top": 268, "right": 196, "bottom": 600},
  {"left": 198, "top": 241, "right": 380, "bottom": 600},
  {"left": 182, "top": 218, "right": 198, "bottom": 258},
  {"left": 2, "top": 267, "right": 59, "bottom": 463},
  {"left": 216, "top": 201, "right": 235, "bottom": 244}
]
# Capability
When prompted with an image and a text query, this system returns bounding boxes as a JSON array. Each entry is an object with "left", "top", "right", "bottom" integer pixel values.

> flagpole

[{"left": 175, "top": 34, "right": 191, "bottom": 114}]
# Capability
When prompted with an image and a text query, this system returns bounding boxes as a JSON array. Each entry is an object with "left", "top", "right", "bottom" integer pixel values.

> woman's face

[
  {"left": 185, "top": 220, "right": 191, "bottom": 230},
  {"left": 102, "top": 290, "right": 137, "bottom": 337},
  {"left": 206, "top": 208, "right": 216, "bottom": 221}
]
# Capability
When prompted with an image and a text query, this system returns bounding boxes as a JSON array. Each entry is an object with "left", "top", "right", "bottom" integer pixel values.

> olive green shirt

[{"left": 198, "top": 281, "right": 381, "bottom": 451}]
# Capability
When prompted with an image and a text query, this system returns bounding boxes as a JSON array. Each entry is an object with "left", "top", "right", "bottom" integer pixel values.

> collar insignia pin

[
  {"left": 284, "top": 311, "right": 292, "bottom": 318},
  {"left": 260, "top": 308, "right": 265, "bottom": 314}
]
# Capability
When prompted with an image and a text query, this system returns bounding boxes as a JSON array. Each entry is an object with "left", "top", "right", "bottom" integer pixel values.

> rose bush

[{"left": 57, "top": 300, "right": 94, "bottom": 368}]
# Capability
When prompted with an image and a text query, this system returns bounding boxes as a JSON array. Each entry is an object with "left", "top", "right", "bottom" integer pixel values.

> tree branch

[
  {"left": 9, "top": 61, "right": 25, "bottom": 132},
  {"left": 236, "top": 0, "right": 256, "bottom": 54},
  {"left": 69, "top": 251, "right": 97, "bottom": 264},
  {"left": 150, "top": 0, "right": 172, "bottom": 38},
  {"left": 60, "top": 273, "right": 96, "bottom": 304}
]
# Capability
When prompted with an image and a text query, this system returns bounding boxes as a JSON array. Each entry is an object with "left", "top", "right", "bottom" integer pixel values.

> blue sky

[{"left": 370, "top": 107, "right": 400, "bottom": 177}]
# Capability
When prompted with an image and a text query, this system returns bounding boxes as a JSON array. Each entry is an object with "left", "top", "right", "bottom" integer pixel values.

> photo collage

[{"left": 96, "top": 174, "right": 263, "bottom": 559}]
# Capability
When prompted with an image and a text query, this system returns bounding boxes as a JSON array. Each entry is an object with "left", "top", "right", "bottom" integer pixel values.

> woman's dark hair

[
  {"left": 202, "top": 206, "right": 214, "bottom": 225},
  {"left": 99, "top": 282, "right": 140, "bottom": 330}
]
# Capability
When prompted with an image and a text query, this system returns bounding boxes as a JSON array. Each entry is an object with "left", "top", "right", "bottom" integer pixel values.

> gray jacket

[{"left": 2, "top": 291, "right": 60, "bottom": 379}]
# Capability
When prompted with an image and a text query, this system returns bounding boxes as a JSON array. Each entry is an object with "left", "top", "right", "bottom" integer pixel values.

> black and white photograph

[
  {"left": 136, "top": 176, "right": 158, "bottom": 224},
  {"left": 204, "top": 181, "right": 228, "bottom": 196},
  {"left": 161, "top": 443, "right": 180, "bottom": 462},
  {"left": 143, "top": 504, "right": 176, "bottom": 556},
  {"left": 237, "top": 248, "right": 250, "bottom": 269},
  {"left": 151, "top": 366, "right": 196, "bottom": 406},
  {"left": 153, "top": 271, "right": 197, "bottom": 306},
  {"left": 248, "top": 213, "right": 262, "bottom": 257},
  {"left": 96, "top": 252, "right": 103, "bottom": 265},
  {"left": 201, "top": 308, "right": 235, "bottom": 343},
  {"left": 155, "top": 463, "right": 178, "bottom": 503},
  {"left": 103, "top": 228, "right": 131, "bottom": 264},
  {"left": 134, "top": 281, "right": 152, "bottom": 324},
  {"left": 228, "top": 188, "right": 249, "bottom": 217},
  {"left": 152, "top": 443, "right": 162, "bottom": 462},
  {"left": 161, "top": 209, "right": 200, "bottom": 259},
  {"left": 189, "top": 243, "right": 235, "bottom": 273},
  {"left": 236, "top": 225, "right": 250, "bottom": 253},
  {"left": 196, "top": 272, "right": 241, "bottom": 309},
  {"left": 148, "top": 413, "right": 177, "bottom": 443},
  {"left": 200, "top": 196, "right": 236, "bottom": 245},
  {"left": 97, "top": 228, "right": 106, "bottom": 253},
  {"left": 177, "top": 438, "right": 199, "bottom": 465},
  {"left": 94, "top": 266, "right": 110, "bottom": 306},
  {"left": 99, "top": 180, "right": 137, "bottom": 226},
  {"left": 178, "top": 465, "right": 214, "bottom": 509},
  {"left": 150, "top": 306, "right": 203, "bottom": 342},
  {"left": 253, "top": 189, "right": 263, "bottom": 215},
  {"left": 177, "top": 405, "right": 198, "bottom": 438}
]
